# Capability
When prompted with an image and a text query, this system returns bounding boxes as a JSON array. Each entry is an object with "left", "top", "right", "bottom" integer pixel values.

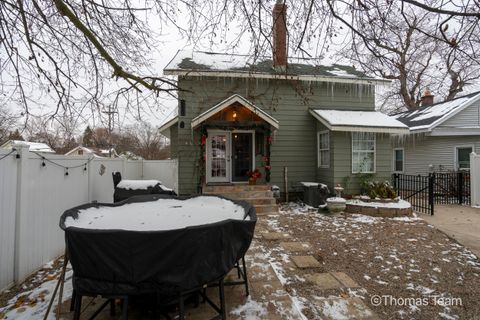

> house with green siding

[{"left": 159, "top": 3, "right": 408, "bottom": 196}]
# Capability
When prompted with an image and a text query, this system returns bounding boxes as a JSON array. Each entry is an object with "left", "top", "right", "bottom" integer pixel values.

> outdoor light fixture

[{"left": 233, "top": 111, "right": 237, "bottom": 119}]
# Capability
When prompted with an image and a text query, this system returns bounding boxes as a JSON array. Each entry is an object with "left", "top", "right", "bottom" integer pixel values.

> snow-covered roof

[
  {"left": 65, "top": 146, "right": 118, "bottom": 157},
  {"left": 310, "top": 110, "right": 409, "bottom": 134},
  {"left": 164, "top": 50, "right": 389, "bottom": 85},
  {"left": 1, "top": 140, "right": 55, "bottom": 153},
  {"left": 158, "top": 114, "right": 179, "bottom": 138},
  {"left": 191, "top": 94, "right": 279, "bottom": 129},
  {"left": 395, "top": 91, "right": 480, "bottom": 132}
]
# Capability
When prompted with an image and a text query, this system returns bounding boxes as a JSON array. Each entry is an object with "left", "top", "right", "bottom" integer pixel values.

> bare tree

[
  {"left": 125, "top": 122, "right": 169, "bottom": 160},
  {"left": 333, "top": 1, "right": 480, "bottom": 111},
  {"left": 24, "top": 113, "right": 80, "bottom": 152},
  {"left": 0, "top": 107, "right": 19, "bottom": 144},
  {"left": 2, "top": 0, "right": 479, "bottom": 118}
]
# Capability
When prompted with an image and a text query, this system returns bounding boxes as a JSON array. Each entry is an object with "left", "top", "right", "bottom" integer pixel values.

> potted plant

[{"left": 247, "top": 169, "right": 262, "bottom": 185}]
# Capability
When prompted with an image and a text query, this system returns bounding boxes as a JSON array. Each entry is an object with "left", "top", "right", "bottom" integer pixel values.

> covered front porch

[{"left": 193, "top": 94, "right": 279, "bottom": 186}]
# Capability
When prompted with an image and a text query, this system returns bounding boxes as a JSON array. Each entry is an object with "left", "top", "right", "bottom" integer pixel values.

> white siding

[
  {"left": 471, "top": 153, "right": 480, "bottom": 207},
  {"left": 440, "top": 102, "right": 480, "bottom": 128},
  {"left": 396, "top": 135, "right": 480, "bottom": 175},
  {"left": 0, "top": 151, "right": 18, "bottom": 290},
  {"left": 17, "top": 154, "right": 90, "bottom": 282},
  {"left": 0, "top": 147, "right": 178, "bottom": 290}
]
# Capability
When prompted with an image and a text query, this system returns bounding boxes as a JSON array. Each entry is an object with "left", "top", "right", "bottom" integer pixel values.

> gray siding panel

[
  {"left": 395, "top": 135, "right": 480, "bottom": 175},
  {"left": 440, "top": 102, "right": 480, "bottom": 128}
]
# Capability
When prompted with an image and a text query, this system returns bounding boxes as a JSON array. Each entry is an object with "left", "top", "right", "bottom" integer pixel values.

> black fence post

[
  {"left": 458, "top": 171, "right": 464, "bottom": 205},
  {"left": 393, "top": 173, "right": 398, "bottom": 191},
  {"left": 428, "top": 173, "right": 435, "bottom": 215}
]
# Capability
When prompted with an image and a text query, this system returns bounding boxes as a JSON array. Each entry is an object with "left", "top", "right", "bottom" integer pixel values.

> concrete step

[
  {"left": 241, "top": 197, "right": 277, "bottom": 206},
  {"left": 202, "top": 184, "right": 271, "bottom": 193},
  {"left": 256, "top": 211, "right": 280, "bottom": 216},
  {"left": 254, "top": 204, "right": 279, "bottom": 214}
]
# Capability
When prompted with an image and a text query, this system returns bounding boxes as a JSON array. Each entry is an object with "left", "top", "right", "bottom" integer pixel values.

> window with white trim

[
  {"left": 393, "top": 148, "right": 404, "bottom": 172},
  {"left": 456, "top": 146, "right": 473, "bottom": 170},
  {"left": 317, "top": 131, "right": 330, "bottom": 168},
  {"left": 352, "top": 132, "right": 375, "bottom": 173}
]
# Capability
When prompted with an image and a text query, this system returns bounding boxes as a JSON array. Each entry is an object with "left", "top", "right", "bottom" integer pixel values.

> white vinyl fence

[
  {"left": 0, "top": 144, "right": 177, "bottom": 291},
  {"left": 470, "top": 152, "right": 480, "bottom": 207}
]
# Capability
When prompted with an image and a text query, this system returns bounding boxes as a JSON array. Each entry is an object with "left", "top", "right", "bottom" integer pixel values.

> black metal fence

[{"left": 393, "top": 171, "right": 471, "bottom": 215}]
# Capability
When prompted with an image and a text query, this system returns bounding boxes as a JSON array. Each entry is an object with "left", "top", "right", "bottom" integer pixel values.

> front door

[
  {"left": 206, "top": 131, "right": 231, "bottom": 183},
  {"left": 206, "top": 130, "right": 254, "bottom": 183},
  {"left": 232, "top": 132, "right": 253, "bottom": 181}
]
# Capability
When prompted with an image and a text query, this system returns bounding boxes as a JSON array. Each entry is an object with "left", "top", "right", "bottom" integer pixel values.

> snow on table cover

[
  {"left": 116, "top": 179, "right": 162, "bottom": 190},
  {"left": 64, "top": 196, "right": 248, "bottom": 231}
]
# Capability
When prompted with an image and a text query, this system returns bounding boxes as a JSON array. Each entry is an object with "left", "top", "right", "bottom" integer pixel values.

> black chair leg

[
  {"left": 242, "top": 257, "right": 250, "bottom": 296},
  {"left": 70, "top": 289, "right": 76, "bottom": 311},
  {"left": 121, "top": 296, "right": 128, "bottom": 320},
  {"left": 179, "top": 294, "right": 185, "bottom": 320},
  {"left": 73, "top": 294, "right": 82, "bottom": 320},
  {"left": 219, "top": 278, "right": 226, "bottom": 320},
  {"left": 110, "top": 298, "right": 116, "bottom": 316}
]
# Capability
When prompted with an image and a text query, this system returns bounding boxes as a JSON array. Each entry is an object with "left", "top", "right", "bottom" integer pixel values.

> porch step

[
  {"left": 202, "top": 184, "right": 279, "bottom": 216},
  {"left": 255, "top": 204, "right": 279, "bottom": 214},
  {"left": 202, "top": 184, "right": 271, "bottom": 193}
]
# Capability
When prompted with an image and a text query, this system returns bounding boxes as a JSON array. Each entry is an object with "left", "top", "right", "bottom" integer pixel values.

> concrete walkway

[{"left": 423, "top": 205, "right": 480, "bottom": 258}]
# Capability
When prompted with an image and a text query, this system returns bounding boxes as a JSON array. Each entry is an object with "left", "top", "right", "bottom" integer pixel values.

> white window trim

[
  {"left": 317, "top": 130, "right": 330, "bottom": 168},
  {"left": 454, "top": 145, "right": 474, "bottom": 171},
  {"left": 351, "top": 132, "right": 376, "bottom": 174},
  {"left": 393, "top": 147, "right": 404, "bottom": 173}
]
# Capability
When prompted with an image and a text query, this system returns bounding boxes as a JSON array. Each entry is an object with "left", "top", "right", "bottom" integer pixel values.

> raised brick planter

[{"left": 345, "top": 202, "right": 412, "bottom": 218}]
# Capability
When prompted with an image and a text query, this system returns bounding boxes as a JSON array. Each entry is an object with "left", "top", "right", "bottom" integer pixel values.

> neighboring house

[
  {"left": 0, "top": 140, "right": 55, "bottom": 153},
  {"left": 394, "top": 91, "right": 480, "bottom": 175},
  {"left": 65, "top": 146, "right": 119, "bottom": 158},
  {"left": 160, "top": 3, "right": 408, "bottom": 195}
]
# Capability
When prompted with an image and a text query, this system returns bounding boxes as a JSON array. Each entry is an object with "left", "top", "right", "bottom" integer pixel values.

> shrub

[{"left": 367, "top": 181, "right": 397, "bottom": 199}]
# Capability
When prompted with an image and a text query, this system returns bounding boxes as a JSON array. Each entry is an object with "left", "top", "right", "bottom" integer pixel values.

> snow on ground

[
  {"left": 0, "top": 260, "right": 72, "bottom": 320},
  {"left": 116, "top": 179, "right": 162, "bottom": 190},
  {"left": 347, "top": 199, "right": 411, "bottom": 209},
  {"left": 230, "top": 296, "right": 268, "bottom": 319},
  {"left": 265, "top": 202, "right": 480, "bottom": 320},
  {"left": 64, "top": 196, "right": 247, "bottom": 231}
]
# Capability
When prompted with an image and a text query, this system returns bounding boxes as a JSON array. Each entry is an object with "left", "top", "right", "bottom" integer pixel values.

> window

[
  {"left": 352, "top": 132, "right": 375, "bottom": 173},
  {"left": 317, "top": 131, "right": 330, "bottom": 168},
  {"left": 456, "top": 146, "right": 473, "bottom": 170},
  {"left": 393, "top": 148, "right": 404, "bottom": 172}
]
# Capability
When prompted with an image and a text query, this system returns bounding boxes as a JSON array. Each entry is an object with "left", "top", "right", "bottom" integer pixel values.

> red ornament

[
  {"left": 201, "top": 135, "right": 206, "bottom": 146},
  {"left": 267, "top": 136, "right": 273, "bottom": 144}
]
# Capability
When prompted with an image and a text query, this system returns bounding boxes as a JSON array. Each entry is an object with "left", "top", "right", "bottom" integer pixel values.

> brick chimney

[
  {"left": 272, "top": 1, "right": 287, "bottom": 71},
  {"left": 421, "top": 89, "right": 434, "bottom": 106}
]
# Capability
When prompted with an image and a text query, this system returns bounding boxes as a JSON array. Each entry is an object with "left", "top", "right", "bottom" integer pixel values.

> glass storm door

[
  {"left": 232, "top": 132, "right": 253, "bottom": 182},
  {"left": 206, "top": 131, "right": 231, "bottom": 183}
]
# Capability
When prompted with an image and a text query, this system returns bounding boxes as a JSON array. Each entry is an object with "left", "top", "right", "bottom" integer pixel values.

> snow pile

[
  {"left": 347, "top": 199, "right": 411, "bottom": 209},
  {"left": 327, "top": 197, "right": 347, "bottom": 203},
  {"left": 300, "top": 182, "right": 328, "bottom": 188},
  {"left": 230, "top": 296, "right": 268, "bottom": 319},
  {"left": 64, "top": 197, "right": 247, "bottom": 231},
  {"left": 116, "top": 179, "right": 161, "bottom": 190},
  {"left": 348, "top": 214, "right": 380, "bottom": 224}
]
